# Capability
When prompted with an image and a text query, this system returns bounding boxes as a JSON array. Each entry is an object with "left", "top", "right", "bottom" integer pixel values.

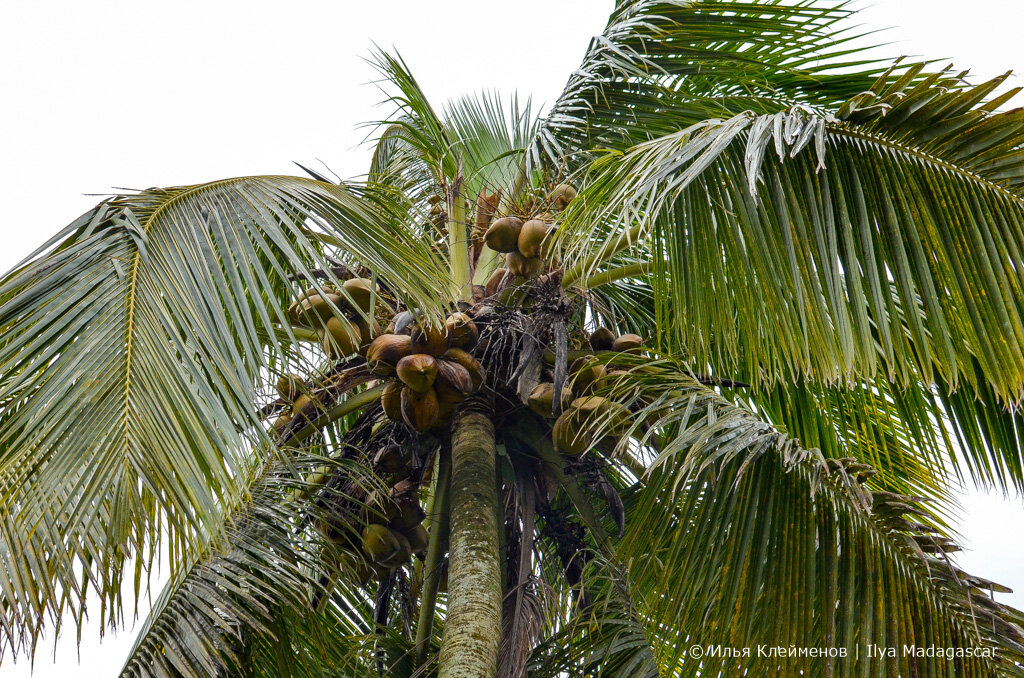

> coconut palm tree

[{"left": 3, "top": 1, "right": 1024, "bottom": 676}]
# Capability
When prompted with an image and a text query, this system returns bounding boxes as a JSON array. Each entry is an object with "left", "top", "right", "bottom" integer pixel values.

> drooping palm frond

[
  {"left": 530, "top": 0, "right": 892, "bottom": 166},
  {"left": 0, "top": 177, "right": 448, "bottom": 659},
  {"left": 571, "top": 362, "right": 1024, "bottom": 676}
]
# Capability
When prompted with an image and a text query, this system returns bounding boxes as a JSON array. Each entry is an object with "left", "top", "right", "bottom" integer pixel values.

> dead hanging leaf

[{"left": 472, "top": 189, "right": 502, "bottom": 263}]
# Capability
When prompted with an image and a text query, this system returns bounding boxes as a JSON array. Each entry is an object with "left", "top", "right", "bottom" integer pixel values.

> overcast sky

[{"left": 2, "top": 1, "right": 1023, "bottom": 675}]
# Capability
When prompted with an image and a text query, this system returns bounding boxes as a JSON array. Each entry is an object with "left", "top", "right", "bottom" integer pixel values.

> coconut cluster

[
  {"left": 527, "top": 327, "right": 644, "bottom": 457},
  {"left": 314, "top": 475, "right": 430, "bottom": 585},
  {"left": 365, "top": 312, "right": 485, "bottom": 432},
  {"left": 287, "top": 278, "right": 381, "bottom": 359},
  {"left": 481, "top": 184, "right": 577, "bottom": 288}
]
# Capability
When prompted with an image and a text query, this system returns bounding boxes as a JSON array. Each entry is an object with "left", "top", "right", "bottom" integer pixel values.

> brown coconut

[
  {"left": 588, "top": 327, "right": 615, "bottom": 352},
  {"left": 434, "top": 359, "right": 474, "bottom": 403},
  {"left": 380, "top": 381, "right": 404, "bottom": 422},
  {"left": 612, "top": 334, "right": 643, "bottom": 352},
  {"left": 396, "top": 354, "right": 438, "bottom": 393},
  {"left": 442, "top": 348, "right": 485, "bottom": 390},
  {"left": 485, "top": 267, "right": 510, "bottom": 296},
  {"left": 548, "top": 183, "right": 578, "bottom": 210},
  {"left": 410, "top": 322, "right": 451, "bottom": 356},
  {"left": 365, "top": 334, "right": 414, "bottom": 376},
  {"left": 483, "top": 216, "right": 523, "bottom": 253},
  {"left": 518, "top": 219, "right": 552, "bottom": 259},
  {"left": 400, "top": 386, "right": 440, "bottom": 432},
  {"left": 445, "top": 312, "right": 479, "bottom": 350}
]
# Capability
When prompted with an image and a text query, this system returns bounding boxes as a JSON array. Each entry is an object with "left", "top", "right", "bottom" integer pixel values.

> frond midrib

[{"left": 828, "top": 121, "right": 1024, "bottom": 210}]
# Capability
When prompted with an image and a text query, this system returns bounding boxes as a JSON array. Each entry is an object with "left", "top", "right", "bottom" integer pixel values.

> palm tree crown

[{"left": 2, "top": 2, "right": 1024, "bottom": 676}]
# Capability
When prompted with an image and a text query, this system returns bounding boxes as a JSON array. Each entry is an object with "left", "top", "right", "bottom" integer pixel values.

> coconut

[
  {"left": 442, "top": 348, "right": 485, "bottom": 390},
  {"left": 434, "top": 359, "right": 474, "bottom": 403},
  {"left": 288, "top": 288, "right": 343, "bottom": 326},
  {"left": 401, "top": 386, "right": 440, "bottom": 432},
  {"left": 291, "top": 394, "right": 318, "bottom": 426},
  {"left": 548, "top": 184, "right": 578, "bottom": 210},
  {"left": 404, "top": 524, "right": 429, "bottom": 556},
  {"left": 518, "top": 219, "right": 552, "bottom": 259},
  {"left": 570, "top": 355, "right": 607, "bottom": 394},
  {"left": 410, "top": 322, "right": 451, "bottom": 356},
  {"left": 613, "top": 334, "right": 643, "bottom": 352},
  {"left": 321, "top": 317, "right": 362, "bottom": 359},
  {"left": 365, "top": 334, "right": 414, "bottom": 376},
  {"left": 506, "top": 251, "right": 544, "bottom": 278},
  {"left": 445, "top": 312, "right": 479, "bottom": 350},
  {"left": 341, "top": 277, "right": 375, "bottom": 313},
  {"left": 553, "top": 413, "right": 590, "bottom": 456},
  {"left": 372, "top": 444, "right": 407, "bottom": 476},
  {"left": 483, "top": 216, "right": 524, "bottom": 253},
  {"left": 527, "top": 382, "right": 555, "bottom": 418},
  {"left": 362, "top": 524, "right": 410, "bottom": 567},
  {"left": 588, "top": 327, "right": 615, "bottom": 352},
  {"left": 396, "top": 354, "right": 438, "bottom": 393},
  {"left": 276, "top": 373, "right": 305, "bottom": 401},
  {"left": 388, "top": 499, "right": 426, "bottom": 532},
  {"left": 355, "top": 316, "right": 381, "bottom": 352},
  {"left": 485, "top": 267, "right": 510, "bottom": 296},
  {"left": 380, "top": 381, "right": 404, "bottom": 422}
]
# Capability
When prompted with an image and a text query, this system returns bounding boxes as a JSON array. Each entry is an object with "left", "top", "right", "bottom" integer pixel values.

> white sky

[{"left": 1, "top": 1, "right": 1022, "bottom": 675}]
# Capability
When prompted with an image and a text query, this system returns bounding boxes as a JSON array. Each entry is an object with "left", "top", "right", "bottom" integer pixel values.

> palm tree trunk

[{"left": 439, "top": 408, "right": 502, "bottom": 678}]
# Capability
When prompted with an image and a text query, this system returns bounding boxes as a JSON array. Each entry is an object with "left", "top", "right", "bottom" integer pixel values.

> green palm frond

[
  {"left": 531, "top": 0, "right": 891, "bottom": 166},
  {"left": 549, "top": 73, "right": 1024, "bottom": 464},
  {"left": 590, "top": 363, "right": 1024, "bottom": 675},
  {"left": 0, "top": 176, "right": 448, "bottom": 658}
]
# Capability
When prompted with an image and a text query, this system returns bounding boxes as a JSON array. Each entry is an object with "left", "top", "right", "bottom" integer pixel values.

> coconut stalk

[
  {"left": 447, "top": 173, "right": 473, "bottom": 303},
  {"left": 414, "top": 445, "right": 452, "bottom": 668},
  {"left": 439, "top": 406, "right": 502, "bottom": 678}
]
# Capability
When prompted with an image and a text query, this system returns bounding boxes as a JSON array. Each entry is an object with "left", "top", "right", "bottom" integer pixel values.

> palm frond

[
  {"left": 530, "top": 0, "right": 894, "bottom": 167},
  {"left": 588, "top": 363, "right": 1024, "bottom": 675},
  {"left": 0, "top": 176, "right": 448, "bottom": 658}
]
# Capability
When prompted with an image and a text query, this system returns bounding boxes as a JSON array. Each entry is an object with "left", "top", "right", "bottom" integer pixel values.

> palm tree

[{"left": 3, "top": 1, "right": 1024, "bottom": 676}]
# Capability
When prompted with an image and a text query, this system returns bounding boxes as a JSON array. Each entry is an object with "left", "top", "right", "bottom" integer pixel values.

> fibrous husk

[
  {"left": 366, "top": 334, "right": 414, "bottom": 376},
  {"left": 404, "top": 523, "right": 429, "bottom": 556},
  {"left": 445, "top": 312, "right": 479, "bottom": 350},
  {"left": 276, "top": 373, "right": 305, "bottom": 401},
  {"left": 442, "top": 347, "right": 485, "bottom": 390},
  {"left": 588, "top": 327, "right": 615, "bottom": 352},
  {"left": 321, "top": 317, "right": 362, "bottom": 359},
  {"left": 612, "top": 334, "right": 643, "bottom": 352},
  {"left": 485, "top": 267, "right": 509, "bottom": 296},
  {"left": 483, "top": 216, "right": 523, "bottom": 253},
  {"left": 341, "top": 277, "right": 375, "bottom": 313},
  {"left": 410, "top": 322, "right": 451, "bottom": 356},
  {"left": 548, "top": 183, "right": 578, "bottom": 210},
  {"left": 434, "top": 359, "right": 474, "bottom": 403},
  {"left": 380, "top": 381, "right": 404, "bottom": 422},
  {"left": 518, "top": 219, "right": 552, "bottom": 259},
  {"left": 506, "top": 251, "right": 543, "bottom": 278},
  {"left": 400, "top": 386, "right": 440, "bottom": 432},
  {"left": 396, "top": 354, "right": 438, "bottom": 393}
]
